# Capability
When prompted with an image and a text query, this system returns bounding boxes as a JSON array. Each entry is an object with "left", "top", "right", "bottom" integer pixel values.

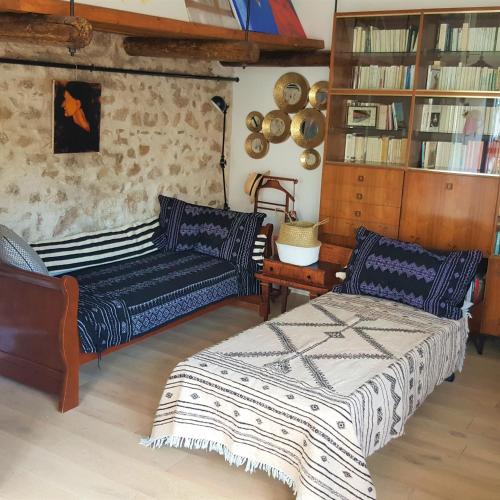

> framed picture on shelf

[{"left": 347, "top": 105, "right": 377, "bottom": 128}]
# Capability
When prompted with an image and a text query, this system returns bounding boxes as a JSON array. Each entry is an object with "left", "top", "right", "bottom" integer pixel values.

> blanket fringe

[{"left": 140, "top": 435, "right": 297, "bottom": 494}]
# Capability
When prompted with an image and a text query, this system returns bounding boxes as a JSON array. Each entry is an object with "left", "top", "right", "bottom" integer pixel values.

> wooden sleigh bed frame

[{"left": 0, "top": 224, "right": 273, "bottom": 413}]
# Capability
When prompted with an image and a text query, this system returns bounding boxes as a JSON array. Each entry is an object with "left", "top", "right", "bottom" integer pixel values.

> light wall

[{"left": 228, "top": 0, "right": 334, "bottom": 229}]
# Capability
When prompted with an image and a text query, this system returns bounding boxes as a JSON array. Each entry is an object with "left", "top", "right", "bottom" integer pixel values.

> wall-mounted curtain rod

[{"left": 0, "top": 57, "right": 239, "bottom": 83}]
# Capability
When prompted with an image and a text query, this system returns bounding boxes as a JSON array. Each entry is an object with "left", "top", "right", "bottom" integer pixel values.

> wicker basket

[{"left": 276, "top": 219, "right": 328, "bottom": 248}]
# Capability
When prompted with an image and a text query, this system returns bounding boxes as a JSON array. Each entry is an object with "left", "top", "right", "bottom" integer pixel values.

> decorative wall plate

[
  {"left": 273, "top": 72, "right": 310, "bottom": 113},
  {"left": 291, "top": 109, "right": 325, "bottom": 148},
  {"left": 245, "top": 132, "right": 269, "bottom": 159},
  {"left": 308, "top": 81, "right": 329, "bottom": 110},
  {"left": 246, "top": 111, "right": 264, "bottom": 132},
  {"left": 300, "top": 149, "right": 321, "bottom": 170},
  {"left": 262, "top": 110, "right": 291, "bottom": 144}
]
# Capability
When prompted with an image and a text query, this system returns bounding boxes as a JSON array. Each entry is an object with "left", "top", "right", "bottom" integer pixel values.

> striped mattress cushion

[
  {"left": 251, "top": 233, "right": 267, "bottom": 263},
  {"left": 31, "top": 217, "right": 159, "bottom": 276}
]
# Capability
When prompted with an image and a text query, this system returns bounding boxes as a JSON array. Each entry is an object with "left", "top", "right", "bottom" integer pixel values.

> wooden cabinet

[
  {"left": 399, "top": 171, "right": 500, "bottom": 254},
  {"left": 321, "top": 7, "right": 500, "bottom": 340}
]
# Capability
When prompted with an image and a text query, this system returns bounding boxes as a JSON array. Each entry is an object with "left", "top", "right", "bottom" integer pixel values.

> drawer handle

[
  {"left": 446, "top": 182, "right": 453, "bottom": 190},
  {"left": 358, "top": 175, "right": 364, "bottom": 182},
  {"left": 306, "top": 274, "right": 312, "bottom": 280},
  {"left": 269, "top": 266, "right": 274, "bottom": 272},
  {"left": 354, "top": 210, "right": 361, "bottom": 217},
  {"left": 356, "top": 193, "right": 363, "bottom": 200}
]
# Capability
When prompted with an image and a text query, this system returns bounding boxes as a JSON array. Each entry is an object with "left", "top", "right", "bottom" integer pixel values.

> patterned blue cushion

[
  {"left": 334, "top": 227, "right": 482, "bottom": 320},
  {"left": 154, "top": 195, "right": 265, "bottom": 272}
]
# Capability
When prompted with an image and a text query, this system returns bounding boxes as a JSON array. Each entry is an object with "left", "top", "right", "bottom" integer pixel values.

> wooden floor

[{"left": 1, "top": 295, "right": 500, "bottom": 500}]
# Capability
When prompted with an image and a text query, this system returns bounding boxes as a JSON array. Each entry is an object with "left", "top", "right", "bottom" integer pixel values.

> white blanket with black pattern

[{"left": 143, "top": 293, "right": 468, "bottom": 499}]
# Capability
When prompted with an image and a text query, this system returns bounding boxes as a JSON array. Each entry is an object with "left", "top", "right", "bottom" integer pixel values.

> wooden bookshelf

[{"left": 320, "top": 6, "right": 500, "bottom": 342}]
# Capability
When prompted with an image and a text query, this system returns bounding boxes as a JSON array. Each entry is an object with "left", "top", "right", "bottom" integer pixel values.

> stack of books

[
  {"left": 344, "top": 135, "right": 407, "bottom": 164},
  {"left": 352, "top": 65, "right": 415, "bottom": 89},
  {"left": 416, "top": 102, "right": 500, "bottom": 135},
  {"left": 346, "top": 100, "right": 405, "bottom": 130},
  {"left": 436, "top": 23, "right": 500, "bottom": 52},
  {"left": 426, "top": 61, "right": 500, "bottom": 91},
  {"left": 352, "top": 25, "right": 418, "bottom": 52},
  {"left": 419, "top": 140, "right": 484, "bottom": 171}
]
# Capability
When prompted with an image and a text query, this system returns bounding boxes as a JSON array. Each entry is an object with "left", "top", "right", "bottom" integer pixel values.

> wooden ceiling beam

[
  {"left": 124, "top": 38, "right": 260, "bottom": 63},
  {"left": 0, "top": 0, "right": 324, "bottom": 51},
  {"left": 222, "top": 50, "right": 331, "bottom": 67},
  {"left": 0, "top": 12, "right": 92, "bottom": 48}
]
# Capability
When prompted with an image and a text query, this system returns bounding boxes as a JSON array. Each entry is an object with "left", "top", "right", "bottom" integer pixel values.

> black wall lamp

[{"left": 211, "top": 95, "right": 230, "bottom": 211}]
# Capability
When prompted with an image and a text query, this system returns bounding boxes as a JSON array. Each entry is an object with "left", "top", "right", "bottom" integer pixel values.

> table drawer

[
  {"left": 326, "top": 201, "right": 401, "bottom": 228},
  {"left": 262, "top": 260, "right": 331, "bottom": 287}
]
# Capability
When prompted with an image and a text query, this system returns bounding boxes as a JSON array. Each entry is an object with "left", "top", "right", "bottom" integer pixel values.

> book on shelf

[
  {"left": 346, "top": 100, "right": 406, "bottom": 130},
  {"left": 352, "top": 64, "right": 414, "bottom": 89},
  {"left": 420, "top": 140, "right": 485, "bottom": 171},
  {"left": 416, "top": 101, "right": 500, "bottom": 136},
  {"left": 486, "top": 140, "right": 500, "bottom": 174},
  {"left": 426, "top": 60, "right": 500, "bottom": 91},
  {"left": 352, "top": 25, "right": 418, "bottom": 53},
  {"left": 436, "top": 23, "right": 500, "bottom": 52},
  {"left": 344, "top": 134, "right": 407, "bottom": 164}
]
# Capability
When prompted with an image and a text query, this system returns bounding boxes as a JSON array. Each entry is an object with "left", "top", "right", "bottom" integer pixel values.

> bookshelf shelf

[{"left": 329, "top": 89, "right": 413, "bottom": 96}]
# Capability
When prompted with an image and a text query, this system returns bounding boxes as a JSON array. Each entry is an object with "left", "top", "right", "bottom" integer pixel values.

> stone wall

[{"left": 0, "top": 33, "right": 233, "bottom": 241}]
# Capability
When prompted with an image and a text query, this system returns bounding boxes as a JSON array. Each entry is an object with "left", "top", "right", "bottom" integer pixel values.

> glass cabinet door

[
  {"left": 326, "top": 94, "right": 411, "bottom": 166},
  {"left": 332, "top": 15, "right": 420, "bottom": 90},
  {"left": 410, "top": 96, "right": 500, "bottom": 173},
  {"left": 418, "top": 11, "right": 500, "bottom": 91}
]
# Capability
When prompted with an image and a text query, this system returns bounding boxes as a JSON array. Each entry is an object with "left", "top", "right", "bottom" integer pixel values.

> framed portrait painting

[{"left": 53, "top": 80, "right": 101, "bottom": 154}]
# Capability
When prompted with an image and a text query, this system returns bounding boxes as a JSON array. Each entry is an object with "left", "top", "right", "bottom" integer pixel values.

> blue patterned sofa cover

[{"left": 31, "top": 201, "right": 266, "bottom": 354}]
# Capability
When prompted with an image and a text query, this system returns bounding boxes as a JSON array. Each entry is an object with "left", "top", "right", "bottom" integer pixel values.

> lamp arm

[{"left": 219, "top": 108, "right": 229, "bottom": 210}]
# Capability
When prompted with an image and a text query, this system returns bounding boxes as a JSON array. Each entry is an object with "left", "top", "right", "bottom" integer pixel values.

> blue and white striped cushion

[
  {"left": 31, "top": 217, "right": 159, "bottom": 276},
  {"left": 251, "top": 234, "right": 267, "bottom": 263}
]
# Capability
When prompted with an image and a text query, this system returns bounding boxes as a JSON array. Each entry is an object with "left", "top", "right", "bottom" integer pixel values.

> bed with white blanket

[{"left": 143, "top": 292, "right": 468, "bottom": 499}]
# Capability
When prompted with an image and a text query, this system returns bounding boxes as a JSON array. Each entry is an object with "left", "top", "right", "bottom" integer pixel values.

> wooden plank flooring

[{"left": 1, "top": 295, "right": 499, "bottom": 500}]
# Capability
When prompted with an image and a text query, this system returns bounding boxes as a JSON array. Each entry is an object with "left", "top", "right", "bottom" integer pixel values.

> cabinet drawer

[
  {"left": 327, "top": 218, "right": 399, "bottom": 242},
  {"left": 330, "top": 165, "right": 404, "bottom": 190},
  {"left": 262, "top": 259, "right": 331, "bottom": 287},
  {"left": 330, "top": 183, "right": 402, "bottom": 208},
  {"left": 328, "top": 200, "right": 401, "bottom": 227}
]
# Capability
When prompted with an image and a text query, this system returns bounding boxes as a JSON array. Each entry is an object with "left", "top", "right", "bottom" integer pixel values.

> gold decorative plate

[
  {"left": 246, "top": 111, "right": 264, "bottom": 132},
  {"left": 300, "top": 149, "right": 321, "bottom": 170},
  {"left": 245, "top": 132, "right": 269, "bottom": 159},
  {"left": 273, "top": 72, "right": 310, "bottom": 113},
  {"left": 308, "top": 81, "right": 329, "bottom": 110},
  {"left": 291, "top": 109, "right": 325, "bottom": 148},
  {"left": 262, "top": 110, "right": 291, "bottom": 144}
]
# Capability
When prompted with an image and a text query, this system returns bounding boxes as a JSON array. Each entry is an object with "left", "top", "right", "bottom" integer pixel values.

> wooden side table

[{"left": 255, "top": 257, "right": 341, "bottom": 321}]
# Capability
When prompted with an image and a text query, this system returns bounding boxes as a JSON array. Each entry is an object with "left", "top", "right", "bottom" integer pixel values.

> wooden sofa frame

[{"left": 0, "top": 224, "right": 273, "bottom": 413}]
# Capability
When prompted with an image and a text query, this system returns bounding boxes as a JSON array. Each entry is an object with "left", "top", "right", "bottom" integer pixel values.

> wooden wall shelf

[{"left": 1, "top": 0, "right": 324, "bottom": 53}]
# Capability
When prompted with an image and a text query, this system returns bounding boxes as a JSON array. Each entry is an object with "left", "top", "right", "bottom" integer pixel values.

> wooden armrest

[{"left": 0, "top": 263, "right": 80, "bottom": 411}]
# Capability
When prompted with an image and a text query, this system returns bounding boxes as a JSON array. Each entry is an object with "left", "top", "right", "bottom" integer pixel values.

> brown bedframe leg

[{"left": 58, "top": 276, "right": 80, "bottom": 412}]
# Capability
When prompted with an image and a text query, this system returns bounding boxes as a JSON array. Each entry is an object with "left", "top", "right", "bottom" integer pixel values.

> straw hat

[
  {"left": 276, "top": 219, "right": 328, "bottom": 248},
  {"left": 244, "top": 171, "right": 269, "bottom": 199}
]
